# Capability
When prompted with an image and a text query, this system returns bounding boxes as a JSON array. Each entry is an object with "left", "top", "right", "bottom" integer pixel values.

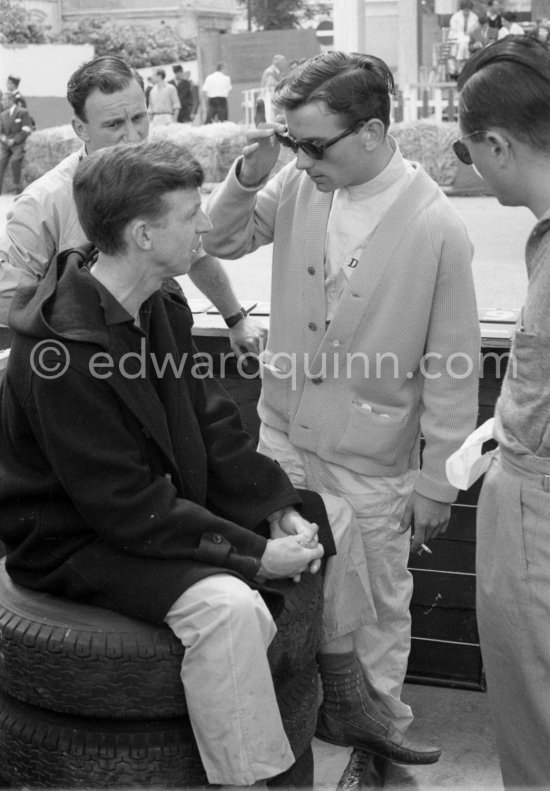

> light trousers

[
  {"left": 150, "top": 113, "right": 174, "bottom": 127},
  {"left": 258, "top": 423, "right": 414, "bottom": 732},
  {"left": 477, "top": 450, "right": 550, "bottom": 788},
  {"left": 165, "top": 574, "right": 294, "bottom": 786}
]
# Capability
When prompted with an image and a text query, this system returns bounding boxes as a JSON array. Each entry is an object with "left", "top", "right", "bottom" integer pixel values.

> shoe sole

[{"left": 315, "top": 731, "right": 441, "bottom": 765}]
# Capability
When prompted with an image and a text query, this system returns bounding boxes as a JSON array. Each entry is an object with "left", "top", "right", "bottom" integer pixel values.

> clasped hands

[{"left": 257, "top": 506, "right": 324, "bottom": 584}]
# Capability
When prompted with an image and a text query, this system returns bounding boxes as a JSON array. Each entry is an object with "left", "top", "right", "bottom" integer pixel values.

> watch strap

[{"left": 224, "top": 306, "right": 249, "bottom": 328}]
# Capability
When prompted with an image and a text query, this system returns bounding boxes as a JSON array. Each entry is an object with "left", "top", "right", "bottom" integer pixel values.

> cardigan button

[
  {"left": 307, "top": 266, "right": 315, "bottom": 275},
  {"left": 308, "top": 322, "right": 317, "bottom": 331},
  {"left": 212, "top": 534, "right": 224, "bottom": 544}
]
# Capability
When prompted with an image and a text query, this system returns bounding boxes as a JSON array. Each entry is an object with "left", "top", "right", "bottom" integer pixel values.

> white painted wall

[{"left": 0, "top": 43, "right": 94, "bottom": 97}]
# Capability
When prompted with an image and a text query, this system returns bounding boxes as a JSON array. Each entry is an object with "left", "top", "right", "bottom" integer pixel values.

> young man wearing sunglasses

[{"left": 204, "top": 51, "right": 480, "bottom": 785}]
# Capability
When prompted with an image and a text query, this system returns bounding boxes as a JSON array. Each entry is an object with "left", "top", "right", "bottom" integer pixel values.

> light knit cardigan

[{"left": 205, "top": 159, "right": 480, "bottom": 503}]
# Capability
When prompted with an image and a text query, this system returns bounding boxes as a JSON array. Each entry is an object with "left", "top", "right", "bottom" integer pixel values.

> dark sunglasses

[
  {"left": 452, "top": 130, "right": 486, "bottom": 166},
  {"left": 274, "top": 122, "right": 364, "bottom": 161}
]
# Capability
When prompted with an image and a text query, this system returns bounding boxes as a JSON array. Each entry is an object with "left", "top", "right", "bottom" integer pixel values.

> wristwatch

[{"left": 224, "top": 307, "right": 249, "bottom": 328}]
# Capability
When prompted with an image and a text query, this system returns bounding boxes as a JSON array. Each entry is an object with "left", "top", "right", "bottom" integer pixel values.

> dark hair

[
  {"left": 459, "top": 0, "right": 474, "bottom": 10},
  {"left": 156, "top": 68, "right": 166, "bottom": 80},
  {"left": 274, "top": 51, "right": 395, "bottom": 131},
  {"left": 67, "top": 56, "right": 144, "bottom": 121},
  {"left": 73, "top": 139, "right": 204, "bottom": 255},
  {"left": 502, "top": 11, "right": 517, "bottom": 22},
  {"left": 172, "top": 64, "right": 183, "bottom": 73},
  {"left": 457, "top": 36, "right": 550, "bottom": 152},
  {"left": 7, "top": 75, "right": 20, "bottom": 87}
]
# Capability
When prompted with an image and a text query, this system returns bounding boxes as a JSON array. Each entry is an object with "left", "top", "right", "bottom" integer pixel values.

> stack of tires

[{"left": 0, "top": 560, "right": 323, "bottom": 788}]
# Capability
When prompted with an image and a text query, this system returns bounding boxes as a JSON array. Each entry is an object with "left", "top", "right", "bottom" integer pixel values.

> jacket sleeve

[
  {"left": 22, "top": 364, "right": 272, "bottom": 581},
  {"left": 0, "top": 192, "right": 61, "bottom": 325},
  {"left": 197, "top": 375, "right": 302, "bottom": 527},
  {"left": 203, "top": 158, "right": 288, "bottom": 259},
  {"left": 414, "top": 207, "right": 480, "bottom": 503},
  {"left": 12, "top": 110, "right": 32, "bottom": 144}
]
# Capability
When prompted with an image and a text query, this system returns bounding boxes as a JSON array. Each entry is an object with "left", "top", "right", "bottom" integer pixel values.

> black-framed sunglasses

[
  {"left": 452, "top": 130, "right": 486, "bottom": 166},
  {"left": 274, "top": 121, "right": 364, "bottom": 161}
]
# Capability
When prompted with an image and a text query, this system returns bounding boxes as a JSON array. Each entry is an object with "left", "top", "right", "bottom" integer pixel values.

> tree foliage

[
  {"left": 0, "top": 0, "right": 50, "bottom": 44},
  {"left": 55, "top": 18, "right": 196, "bottom": 67},
  {"left": 239, "top": 0, "right": 305, "bottom": 30},
  {"left": 0, "top": 1, "right": 196, "bottom": 66},
  {"left": 300, "top": 2, "right": 333, "bottom": 23}
]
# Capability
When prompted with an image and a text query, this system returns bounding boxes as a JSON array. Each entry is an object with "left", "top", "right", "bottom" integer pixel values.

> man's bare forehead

[{"left": 84, "top": 82, "right": 146, "bottom": 119}]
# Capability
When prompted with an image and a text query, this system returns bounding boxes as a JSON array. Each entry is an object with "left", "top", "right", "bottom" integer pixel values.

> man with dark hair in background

[
  {"left": 448, "top": 0, "right": 481, "bottom": 72},
  {"left": 148, "top": 68, "right": 180, "bottom": 126},
  {"left": 0, "top": 55, "right": 266, "bottom": 358},
  {"left": 6, "top": 76, "right": 26, "bottom": 108},
  {"left": 170, "top": 65, "right": 199, "bottom": 123},
  {"left": 202, "top": 63, "right": 232, "bottom": 123},
  {"left": 261, "top": 54, "right": 287, "bottom": 92}
]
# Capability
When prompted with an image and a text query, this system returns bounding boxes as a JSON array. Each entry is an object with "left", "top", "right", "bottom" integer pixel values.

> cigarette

[{"left": 418, "top": 543, "right": 432, "bottom": 555}]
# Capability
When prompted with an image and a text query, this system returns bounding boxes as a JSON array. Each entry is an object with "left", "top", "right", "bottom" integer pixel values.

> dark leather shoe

[
  {"left": 382, "top": 723, "right": 441, "bottom": 765},
  {"left": 336, "top": 749, "right": 388, "bottom": 789},
  {"left": 316, "top": 652, "right": 441, "bottom": 766},
  {"left": 316, "top": 707, "right": 441, "bottom": 765}
]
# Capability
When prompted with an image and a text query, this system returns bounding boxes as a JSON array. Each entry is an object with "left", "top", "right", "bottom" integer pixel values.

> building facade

[{"left": 20, "top": 0, "right": 241, "bottom": 37}]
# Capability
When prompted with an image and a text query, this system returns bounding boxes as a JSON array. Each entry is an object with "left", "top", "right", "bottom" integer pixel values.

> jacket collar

[{"left": 11, "top": 246, "right": 201, "bottom": 498}]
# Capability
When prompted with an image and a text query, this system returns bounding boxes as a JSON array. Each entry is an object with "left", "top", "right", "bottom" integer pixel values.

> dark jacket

[
  {"left": 0, "top": 246, "right": 333, "bottom": 624},
  {"left": 0, "top": 105, "right": 32, "bottom": 146},
  {"left": 169, "top": 77, "right": 199, "bottom": 121}
]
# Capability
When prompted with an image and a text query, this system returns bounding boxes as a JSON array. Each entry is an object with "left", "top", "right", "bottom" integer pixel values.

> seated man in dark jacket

[
  {"left": 0, "top": 138, "right": 330, "bottom": 787},
  {"left": 0, "top": 139, "right": 432, "bottom": 787}
]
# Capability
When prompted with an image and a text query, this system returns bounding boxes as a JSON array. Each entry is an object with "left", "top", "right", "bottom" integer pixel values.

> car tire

[
  {"left": 0, "top": 562, "right": 323, "bottom": 719},
  {"left": 0, "top": 562, "right": 322, "bottom": 787},
  {"left": 0, "top": 660, "right": 318, "bottom": 788}
]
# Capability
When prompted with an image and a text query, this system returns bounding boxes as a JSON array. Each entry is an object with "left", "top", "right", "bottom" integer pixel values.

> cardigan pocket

[{"left": 335, "top": 399, "right": 409, "bottom": 466}]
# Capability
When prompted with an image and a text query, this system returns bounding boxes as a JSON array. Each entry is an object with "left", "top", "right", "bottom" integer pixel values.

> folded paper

[{"left": 446, "top": 417, "right": 496, "bottom": 490}]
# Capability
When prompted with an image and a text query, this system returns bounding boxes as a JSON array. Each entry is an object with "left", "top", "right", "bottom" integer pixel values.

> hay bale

[
  {"left": 14, "top": 120, "right": 460, "bottom": 192},
  {"left": 23, "top": 126, "right": 82, "bottom": 186},
  {"left": 150, "top": 122, "right": 247, "bottom": 183},
  {"left": 17, "top": 122, "right": 286, "bottom": 189},
  {"left": 151, "top": 122, "right": 295, "bottom": 182},
  {"left": 391, "top": 120, "right": 459, "bottom": 187}
]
